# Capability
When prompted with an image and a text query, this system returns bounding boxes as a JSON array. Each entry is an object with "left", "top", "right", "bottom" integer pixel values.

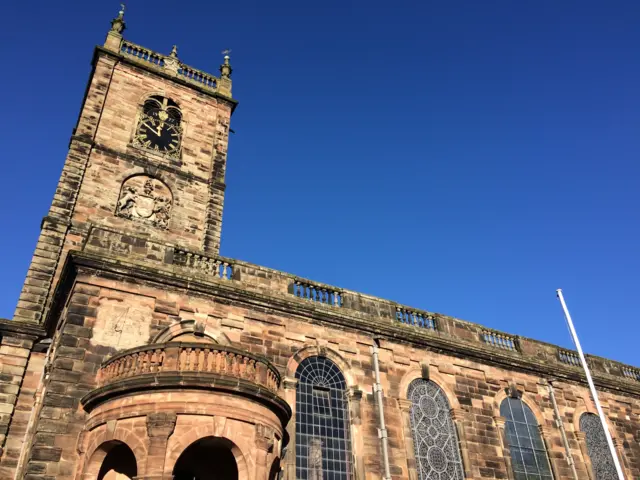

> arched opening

[
  {"left": 268, "top": 458, "right": 281, "bottom": 480},
  {"left": 173, "top": 437, "right": 239, "bottom": 480},
  {"left": 94, "top": 441, "right": 137, "bottom": 480}
]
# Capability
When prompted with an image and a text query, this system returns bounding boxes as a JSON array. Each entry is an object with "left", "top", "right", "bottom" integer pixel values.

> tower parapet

[{"left": 103, "top": 5, "right": 233, "bottom": 98}]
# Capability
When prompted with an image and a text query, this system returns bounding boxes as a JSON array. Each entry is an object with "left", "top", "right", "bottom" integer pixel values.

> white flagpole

[{"left": 556, "top": 289, "right": 626, "bottom": 480}]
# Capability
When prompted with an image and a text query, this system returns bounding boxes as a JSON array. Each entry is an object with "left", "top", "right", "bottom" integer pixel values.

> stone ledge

[
  {"left": 49, "top": 250, "right": 640, "bottom": 397},
  {"left": 80, "top": 371, "right": 291, "bottom": 424},
  {"left": 93, "top": 46, "right": 239, "bottom": 112},
  {"left": 0, "top": 319, "right": 46, "bottom": 340}
]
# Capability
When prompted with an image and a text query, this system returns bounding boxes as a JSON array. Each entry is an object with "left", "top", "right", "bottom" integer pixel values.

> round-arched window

[
  {"left": 580, "top": 413, "right": 618, "bottom": 480},
  {"left": 295, "top": 356, "right": 352, "bottom": 480},
  {"left": 408, "top": 379, "right": 464, "bottom": 480},
  {"left": 500, "top": 397, "right": 553, "bottom": 479}
]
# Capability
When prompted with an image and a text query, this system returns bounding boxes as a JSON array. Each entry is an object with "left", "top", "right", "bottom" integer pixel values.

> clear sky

[{"left": 1, "top": 1, "right": 638, "bottom": 366}]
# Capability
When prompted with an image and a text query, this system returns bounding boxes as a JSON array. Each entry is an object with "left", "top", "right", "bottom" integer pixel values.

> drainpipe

[
  {"left": 371, "top": 339, "right": 392, "bottom": 480},
  {"left": 546, "top": 380, "right": 579, "bottom": 480}
]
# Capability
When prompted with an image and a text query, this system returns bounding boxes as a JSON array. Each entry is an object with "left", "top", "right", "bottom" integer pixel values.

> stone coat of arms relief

[{"left": 116, "top": 175, "right": 172, "bottom": 228}]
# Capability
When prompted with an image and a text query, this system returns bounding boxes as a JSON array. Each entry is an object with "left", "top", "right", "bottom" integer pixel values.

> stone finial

[
  {"left": 163, "top": 45, "right": 181, "bottom": 74},
  {"left": 110, "top": 3, "right": 126, "bottom": 34},
  {"left": 220, "top": 50, "right": 233, "bottom": 78},
  {"left": 105, "top": 3, "right": 126, "bottom": 51}
]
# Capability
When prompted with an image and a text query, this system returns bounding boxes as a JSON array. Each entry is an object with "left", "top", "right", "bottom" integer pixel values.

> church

[{"left": 0, "top": 8, "right": 638, "bottom": 480}]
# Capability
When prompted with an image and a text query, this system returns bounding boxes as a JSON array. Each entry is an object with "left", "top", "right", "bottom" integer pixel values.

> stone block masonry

[{"left": 1, "top": 10, "right": 638, "bottom": 480}]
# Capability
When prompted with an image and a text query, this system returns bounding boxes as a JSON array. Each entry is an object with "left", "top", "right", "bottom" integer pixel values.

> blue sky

[{"left": 1, "top": 1, "right": 638, "bottom": 366}]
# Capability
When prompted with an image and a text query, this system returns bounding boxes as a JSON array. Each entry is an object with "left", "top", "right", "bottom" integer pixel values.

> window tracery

[
  {"left": 500, "top": 397, "right": 553, "bottom": 480},
  {"left": 408, "top": 379, "right": 464, "bottom": 480},
  {"left": 295, "top": 356, "right": 352, "bottom": 480},
  {"left": 580, "top": 413, "right": 618, "bottom": 480}
]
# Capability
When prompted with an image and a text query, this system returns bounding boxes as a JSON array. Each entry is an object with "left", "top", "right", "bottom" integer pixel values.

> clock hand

[
  {"left": 156, "top": 121, "right": 165, "bottom": 137},
  {"left": 142, "top": 121, "right": 157, "bottom": 134}
]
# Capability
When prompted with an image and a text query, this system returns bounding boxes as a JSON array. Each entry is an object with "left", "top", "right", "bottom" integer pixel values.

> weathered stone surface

[{"left": 0, "top": 15, "right": 638, "bottom": 480}]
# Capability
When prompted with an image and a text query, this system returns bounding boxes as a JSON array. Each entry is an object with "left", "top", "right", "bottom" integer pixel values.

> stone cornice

[
  {"left": 0, "top": 318, "right": 46, "bottom": 340},
  {"left": 93, "top": 143, "right": 213, "bottom": 184},
  {"left": 52, "top": 251, "right": 640, "bottom": 398},
  {"left": 93, "top": 46, "right": 238, "bottom": 113},
  {"left": 81, "top": 371, "right": 291, "bottom": 424}
]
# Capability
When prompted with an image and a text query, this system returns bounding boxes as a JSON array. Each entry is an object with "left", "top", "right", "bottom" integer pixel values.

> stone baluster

[
  {"left": 222, "top": 262, "right": 229, "bottom": 279},
  {"left": 194, "top": 348, "right": 201, "bottom": 372}
]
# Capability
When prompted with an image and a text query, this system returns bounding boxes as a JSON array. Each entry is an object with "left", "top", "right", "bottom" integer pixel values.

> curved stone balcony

[{"left": 81, "top": 342, "right": 289, "bottom": 421}]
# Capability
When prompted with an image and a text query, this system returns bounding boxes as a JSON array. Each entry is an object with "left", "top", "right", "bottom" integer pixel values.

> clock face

[{"left": 134, "top": 107, "right": 181, "bottom": 155}]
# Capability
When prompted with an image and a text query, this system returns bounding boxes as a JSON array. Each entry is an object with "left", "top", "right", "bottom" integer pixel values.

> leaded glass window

[
  {"left": 580, "top": 413, "right": 618, "bottom": 480},
  {"left": 296, "top": 357, "right": 352, "bottom": 480},
  {"left": 408, "top": 379, "right": 464, "bottom": 480},
  {"left": 500, "top": 397, "right": 553, "bottom": 480}
]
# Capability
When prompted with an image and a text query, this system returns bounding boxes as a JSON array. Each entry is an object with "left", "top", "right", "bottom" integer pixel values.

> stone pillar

[
  {"left": 144, "top": 413, "right": 177, "bottom": 480},
  {"left": 0, "top": 335, "right": 34, "bottom": 478},
  {"left": 539, "top": 425, "right": 561, "bottom": 480},
  {"left": 255, "top": 424, "right": 275, "bottom": 480},
  {"left": 282, "top": 377, "right": 297, "bottom": 480},
  {"left": 398, "top": 398, "right": 417, "bottom": 480},
  {"left": 611, "top": 437, "right": 632, "bottom": 479},
  {"left": 450, "top": 408, "right": 473, "bottom": 480},
  {"left": 493, "top": 416, "right": 514, "bottom": 480},
  {"left": 347, "top": 387, "right": 364, "bottom": 480},
  {"left": 574, "top": 431, "right": 595, "bottom": 480}
]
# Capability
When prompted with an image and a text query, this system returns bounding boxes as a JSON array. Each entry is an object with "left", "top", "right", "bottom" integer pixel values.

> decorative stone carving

[
  {"left": 146, "top": 412, "right": 177, "bottom": 439},
  {"left": 256, "top": 423, "right": 275, "bottom": 452},
  {"left": 116, "top": 176, "right": 172, "bottom": 229}
]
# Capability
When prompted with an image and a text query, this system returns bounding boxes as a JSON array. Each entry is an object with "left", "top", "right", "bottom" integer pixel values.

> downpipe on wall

[
  {"left": 546, "top": 379, "right": 579, "bottom": 480},
  {"left": 371, "top": 339, "right": 392, "bottom": 480}
]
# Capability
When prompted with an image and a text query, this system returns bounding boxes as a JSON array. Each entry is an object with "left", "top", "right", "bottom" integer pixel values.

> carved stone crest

[{"left": 116, "top": 176, "right": 172, "bottom": 229}]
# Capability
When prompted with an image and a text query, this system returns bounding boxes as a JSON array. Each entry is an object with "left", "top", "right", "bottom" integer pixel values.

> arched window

[
  {"left": 133, "top": 95, "right": 183, "bottom": 158},
  {"left": 408, "top": 379, "right": 464, "bottom": 480},
  {"left": 580, "top": 413, "right": 618, "bottom": 480},
  {"left": 500, "top": 397, "right": 553, "bottom": 480},
  {"left": 295, "top": 356, "right": 352, "bottom": 480}
]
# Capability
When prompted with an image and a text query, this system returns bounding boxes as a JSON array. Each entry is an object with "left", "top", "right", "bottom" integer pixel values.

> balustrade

[
  {"left": 622, "top": 366, "right": 640, "bottom": 382},
  {"left": 119, "top": 41, "right": 219, "bottom": 93},
  {"left": 99, "top": 342, "right": 280, "bottom": 392},
  {"left": 178, "top": 64, "right": 217, "bottom": 89},
  {"left": 395, "top": 306, "right": 436, "bottom": 330},
  {"left": 292, "top": 280, "right": 342, "bottom": 306},
  {"left": 481, "top": 330, "right": 518, "bottom": 351},
  {"left": 121, "top": 40, "right": 165, "bottom": 66},
  {"left": 558, "top": 349, "right": 581, "bottom": 367},
  {"left": 173, "top": 249, "right": 233, "bottom": 279}
]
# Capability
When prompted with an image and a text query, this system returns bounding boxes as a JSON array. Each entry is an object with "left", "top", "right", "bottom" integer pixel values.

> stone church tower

[{"left": 0, "top": 8, "right": 639, "bottom": 480}]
